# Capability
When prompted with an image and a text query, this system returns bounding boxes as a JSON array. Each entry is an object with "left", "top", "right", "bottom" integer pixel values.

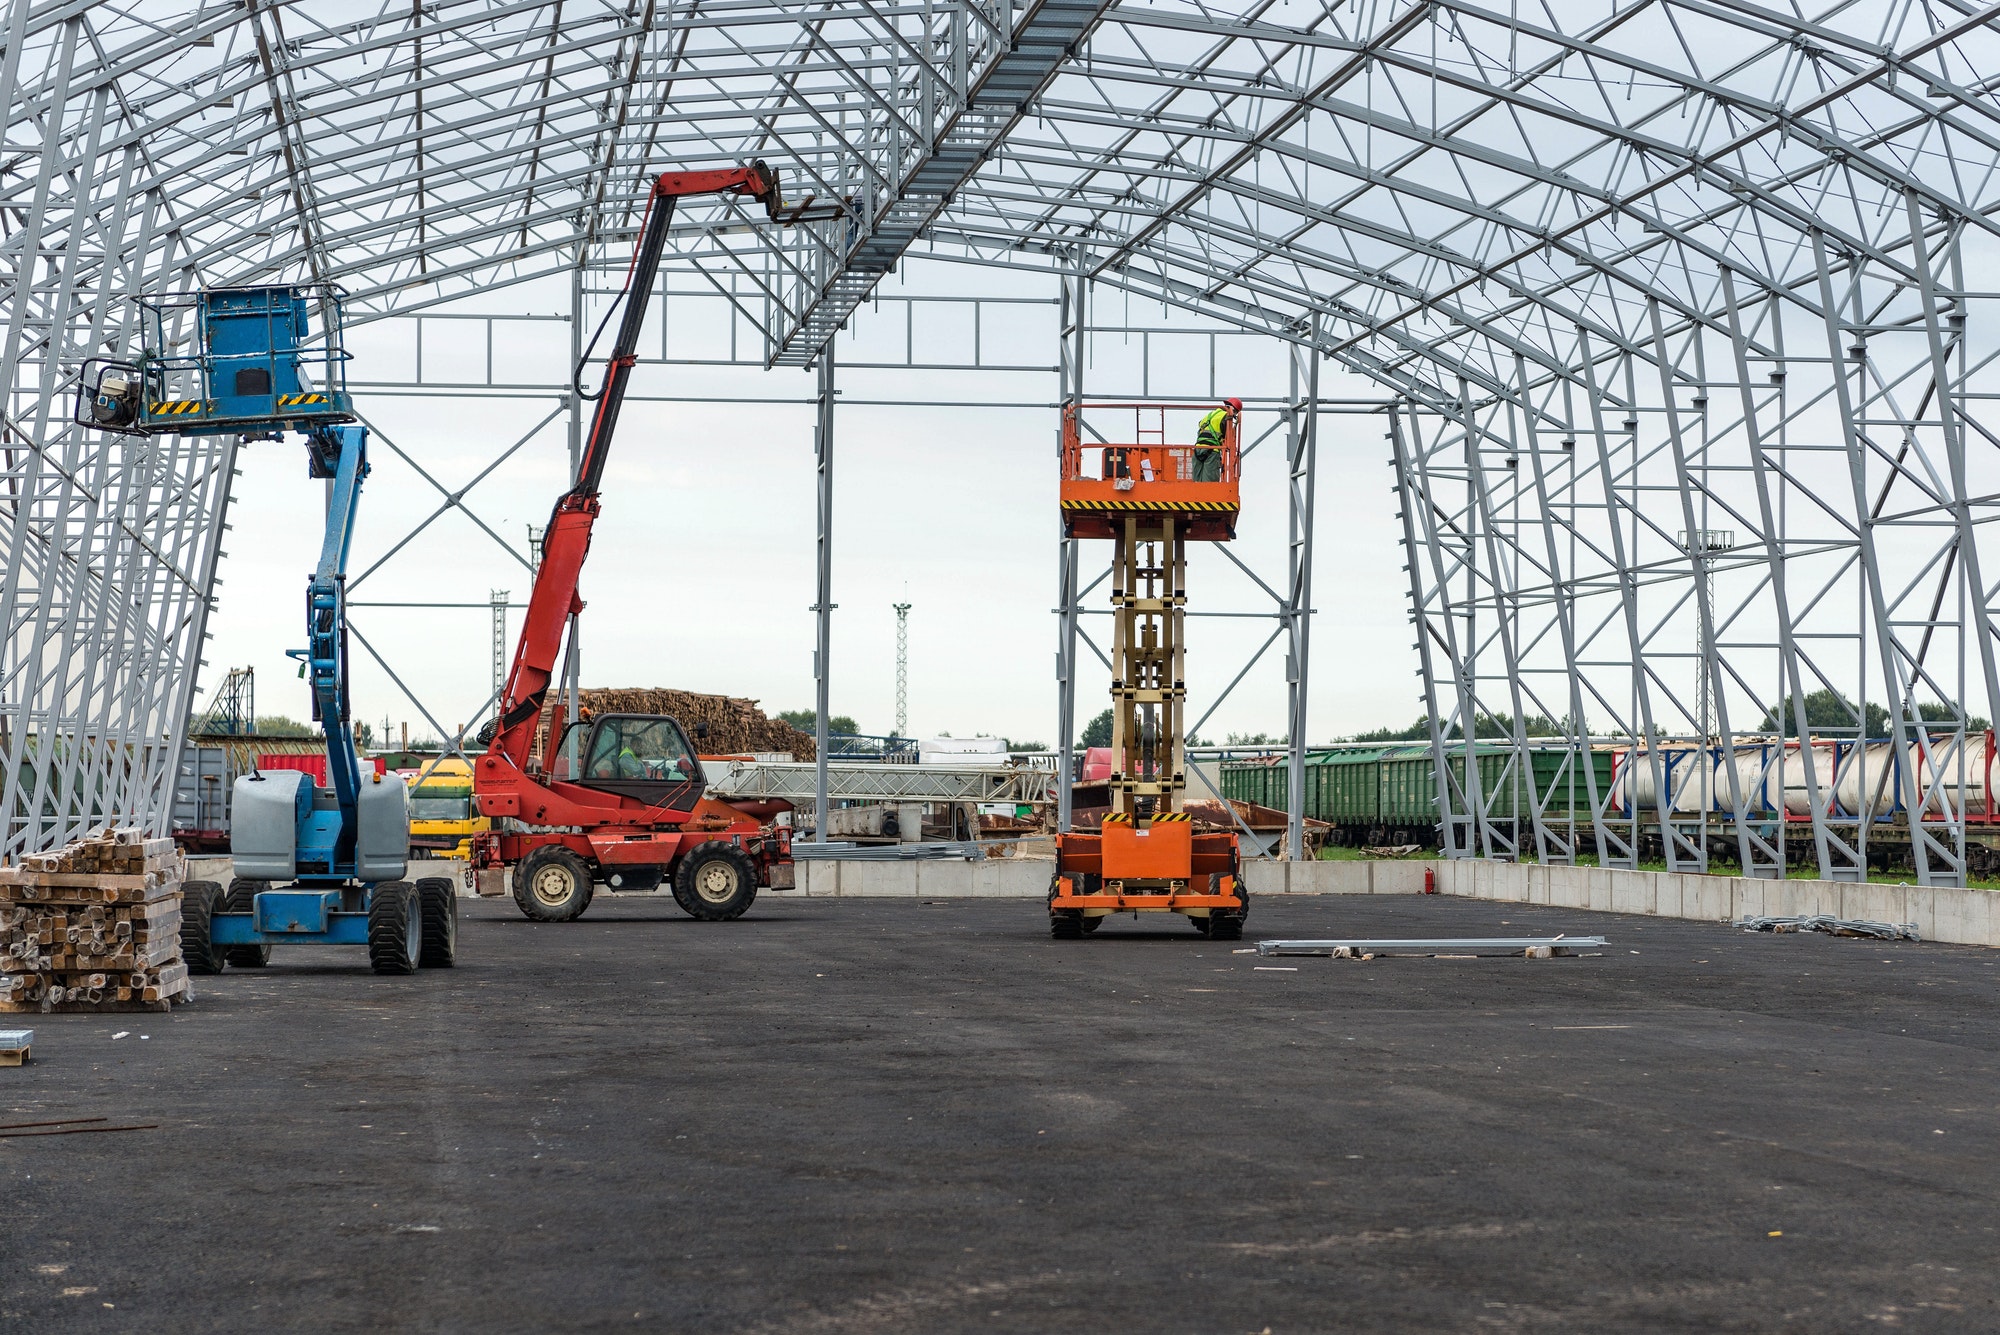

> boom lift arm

[
  {"left": 292, "top": 424, "right": 368, "bottom": 869},
  {"left": 486, "top": 163, "right": 784, "bottom": 770}
]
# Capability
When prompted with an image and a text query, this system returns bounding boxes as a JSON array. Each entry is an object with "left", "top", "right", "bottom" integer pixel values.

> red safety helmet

[{"left": 1224, "top": 397, "right": 1243, "bottom": 414}]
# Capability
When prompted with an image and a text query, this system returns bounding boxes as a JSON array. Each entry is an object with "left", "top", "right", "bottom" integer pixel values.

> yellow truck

[{"left": 402, "top": 757, "right": 489, "bottom": 859}]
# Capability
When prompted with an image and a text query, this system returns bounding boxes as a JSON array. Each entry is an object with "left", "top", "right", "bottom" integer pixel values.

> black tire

[
  {"left": 180, "top": 880, "right": 227, "bottom": 976},
  {"left": 514, "top": 846, "right": 594, "bottom": 922},
  {"left": 1080, "top": 915, "right": 1104, "bottom": 934},
  {"left": 1207, "top": 874, "right": 1249, "bottom": 942},
  {"left": 1050, "top": 910, "right": 1084, "bottom": 939},
  {"left": 222, "top": 878, "right": 272, "bottom": 968},
  {"left": 1187, "top": 913, "right": 1211, "bottom": 936},
  {"left": 673, "top": 843, "right": 759, "bottom": 921},
  {"left": 367, "top": 881, "right": 422, "bottom": 976},
  {"left": 414, "top": 876, "right": 457, "bottom": 968}
]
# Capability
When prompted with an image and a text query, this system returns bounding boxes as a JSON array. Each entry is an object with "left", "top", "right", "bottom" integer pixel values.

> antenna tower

[{"left": 892, "top": 602, "right": 911, "bottom": 737}]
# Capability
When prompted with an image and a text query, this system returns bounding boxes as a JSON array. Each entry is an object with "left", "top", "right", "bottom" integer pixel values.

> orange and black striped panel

[{"left": 1060, "top": 499, "right": 1238, "bottom": 512}]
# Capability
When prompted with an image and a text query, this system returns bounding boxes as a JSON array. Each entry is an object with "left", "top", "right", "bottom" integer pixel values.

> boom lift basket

[{"left": 74, "top": 284, "right": 356, "bottom": 437}]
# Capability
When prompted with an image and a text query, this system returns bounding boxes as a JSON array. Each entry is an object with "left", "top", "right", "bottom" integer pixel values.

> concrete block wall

[
  {"left": 797, "top": 857, "right": 1054, "bottom": 897},
  {"left": 191, "top": 849, "right": 2000, "bottom": 946},
  {"left": 1431, "top": 859, "right": 2000, "bottom": 948},
  {"left": 794, "top": 855, "right": 1442, "bottom": 897}
]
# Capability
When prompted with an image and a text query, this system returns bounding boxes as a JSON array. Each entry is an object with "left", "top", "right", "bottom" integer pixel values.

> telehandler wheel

[
  {"left": 222, "top": 878, "right": 272, "bottom": 968},
  {"left": 1049, "top": 909, "right": 1084, "bottom": 939},
  {"left": 515, "top": 847, "right": 593, "bottom": 922},
  {"left": 673, "top": 844, "right": 759, "bottom": 921},
  {"left": 181, "top": 880, "right": 227, "bottom": 976},
  {"left": 414, "top": 877, "right": 457, "bottom": 968},
  {"left": 367, "top": 881, "right": 422, "bottom": 976}
]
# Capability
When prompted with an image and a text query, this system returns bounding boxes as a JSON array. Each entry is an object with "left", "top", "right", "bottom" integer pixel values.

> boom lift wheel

[
  {"left": 367, "top": 881, "right": 422, "bottom": 975},
  {"left": 181, "top": 880, "right": 227, "bottom": 976},
  {"left": 414, "top": 876, "right": 457, "bottom": 967},
  {"left": 673, "top": 844, "right": 758, "bottom": 921},
  {"left": 222, "top": 878, "right": 272, "bottom": 968},
  {"left": 515, "top": 846, "right": 594, "bottom": 922},
  {"left": 1080, "top": 915, "right": 1104, "bottom": 934}
]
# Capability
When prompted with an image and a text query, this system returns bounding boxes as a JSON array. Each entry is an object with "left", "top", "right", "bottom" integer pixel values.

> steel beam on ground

[{"left": 708, "top": 762, "right": 1052, "bottom": 804}]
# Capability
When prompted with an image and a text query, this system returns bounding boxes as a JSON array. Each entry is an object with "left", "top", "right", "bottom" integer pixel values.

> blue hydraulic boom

[{"left": 76, "top": 283, "right": 457, "bottom": 976}]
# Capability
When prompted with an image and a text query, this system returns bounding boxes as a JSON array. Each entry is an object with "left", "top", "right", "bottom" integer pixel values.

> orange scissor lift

[{"left": 1051, "top": 402, "right": 1248, "bottom": 940}]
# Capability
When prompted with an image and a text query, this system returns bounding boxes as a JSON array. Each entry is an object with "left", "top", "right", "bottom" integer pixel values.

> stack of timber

[
  {"left": 534, "top": 688, "right": 815, "bottom": 762},
  {"left": 0, "top": 829, "right": 190, "bottom": 1013}
]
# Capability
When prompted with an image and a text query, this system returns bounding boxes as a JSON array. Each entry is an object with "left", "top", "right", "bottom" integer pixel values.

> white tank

[
  {"left": 1773, "top": 741, "right": 1838, "bottom": 816},
  {"left": 1616, "top": 739, "right": 1792, "bottom": 815},
  {"left": 1833, "top": 741, "right": 1901, "bottom": 817},
  {"left": 1614, "top": 746, "right": 1708, "bottom": 813},
  {"left": 1843, "top": 732, "right": 1993, "bottom": 817}
]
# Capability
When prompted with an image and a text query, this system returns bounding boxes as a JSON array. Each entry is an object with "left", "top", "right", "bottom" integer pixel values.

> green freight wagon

[
  {"left": 1305, "top": 746, "right": 1394, "bottom": 826},
  {"left": 1226, "top": 743, "right": 1614, "bottom": 846},
  {"left": 1530, "top": 747, "right": 1616, "bottom": 818},
  {"left": 1429, "top": 743, "right": 1599, "bottom": 822},
  {"left": 1219, "top": 755, "right": 1284, "bottom": 809},
  {"left": 1374, "top": 744, "right": 1439, "bottom": 828}
]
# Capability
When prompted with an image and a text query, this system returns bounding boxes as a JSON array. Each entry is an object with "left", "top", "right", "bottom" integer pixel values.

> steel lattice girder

[{"left": 6, "top": 0, "right": 2000, "bottom": 877}]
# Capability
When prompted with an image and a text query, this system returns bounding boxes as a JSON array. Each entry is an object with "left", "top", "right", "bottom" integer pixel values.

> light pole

[{"left": 1680, "top": 528, "right": 1736, "bottom": 741}]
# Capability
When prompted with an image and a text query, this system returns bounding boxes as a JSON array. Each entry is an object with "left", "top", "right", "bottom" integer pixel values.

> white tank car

[
  {"left": 1615, "top": 745, "right": 1773, "bottom": 815},
  {"left": 1833, "top": 733, "right": 1992, "bottom": 817},
  {"left": 1773, "top": 741, "right": 1839, "bottom": 816}
]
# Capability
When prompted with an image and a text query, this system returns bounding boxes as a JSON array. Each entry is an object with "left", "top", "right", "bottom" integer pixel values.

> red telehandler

[{"left": 471, "top": 163, "right": 805, "bottom": 924}]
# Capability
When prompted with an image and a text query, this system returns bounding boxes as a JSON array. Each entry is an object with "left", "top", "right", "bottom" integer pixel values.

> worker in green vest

[{"left": 1192, "top": 398, "right": 1239, "bottom": 481}]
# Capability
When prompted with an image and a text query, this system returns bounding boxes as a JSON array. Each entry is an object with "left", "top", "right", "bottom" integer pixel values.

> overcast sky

[{"left": 197, "top": 261, "right": 1418, "bottom": 749}]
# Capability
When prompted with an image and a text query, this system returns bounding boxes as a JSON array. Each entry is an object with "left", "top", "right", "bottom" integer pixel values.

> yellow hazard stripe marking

[
  {"left": 148, "top": 400, "right": 209, "bottom": 415},
  {"left": 1061, "top": 499, "right": 1239, "bottom": 512},
  {"left": 1102, "top": 813, "right": 1133, "bottom": 824},
  {"left": 1152, "top": 812, "right": 1192, "bottom": 822},
  {"left": 276, "top": 393, "right": 330, "bottom": 407}
]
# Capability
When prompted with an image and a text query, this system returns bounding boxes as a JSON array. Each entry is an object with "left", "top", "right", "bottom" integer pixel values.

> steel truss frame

[{"left": 6, "top": 0, "right": 2000, "bottom": 880}]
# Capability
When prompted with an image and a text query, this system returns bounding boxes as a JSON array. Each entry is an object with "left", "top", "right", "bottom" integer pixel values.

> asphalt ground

[{"left": 2, "top": 891, "right": 1998, "bottom": 1333}]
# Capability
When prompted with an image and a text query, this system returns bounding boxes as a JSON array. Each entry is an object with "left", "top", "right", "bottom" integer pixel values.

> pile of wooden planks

[
  {"left": 0, "top": 829, "right": 190, "bottom": 1013},
  {"left": 535, "top": 688, "right": 816, "bottom": 761}
]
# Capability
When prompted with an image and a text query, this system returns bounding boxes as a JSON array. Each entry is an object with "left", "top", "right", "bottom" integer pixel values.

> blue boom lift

[{"left": 77, "top": 285, "right": 455, "bottom": 975}]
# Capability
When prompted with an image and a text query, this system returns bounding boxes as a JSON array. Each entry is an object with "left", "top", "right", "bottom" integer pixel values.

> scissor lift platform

[{"left": 1058, "top": 401, "right": 1239, "bottom": 542}]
